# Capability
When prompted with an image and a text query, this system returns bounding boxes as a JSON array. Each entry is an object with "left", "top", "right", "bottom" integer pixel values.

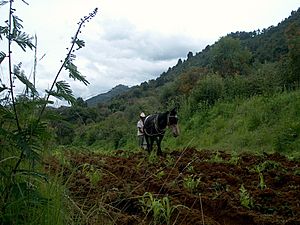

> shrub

[{"left": 190, "top": 74, "right": 224, "bottom": 107}]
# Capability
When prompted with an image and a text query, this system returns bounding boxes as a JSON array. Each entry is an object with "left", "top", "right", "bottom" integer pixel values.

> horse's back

[{"left": 144, "top": 114, "right": 158, "bottom": 136}]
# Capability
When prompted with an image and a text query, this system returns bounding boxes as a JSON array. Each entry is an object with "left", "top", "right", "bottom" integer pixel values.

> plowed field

[{"left": 45, "top": 148, "right": 300, "bottom": 225}]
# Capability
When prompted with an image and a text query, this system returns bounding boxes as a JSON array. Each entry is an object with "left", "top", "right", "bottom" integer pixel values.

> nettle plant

[{"left": 0, "top": 0, "right": 97, "bottom": 223}]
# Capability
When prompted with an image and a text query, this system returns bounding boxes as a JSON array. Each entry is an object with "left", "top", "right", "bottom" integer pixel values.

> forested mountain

[
  {"left": 117, "top": 9, "right": 299, "bottom": 103},
  {"left": 85, "top": 84, "right": 129, "bottom": 107},
  {"left": 88, "top": 7, "right": 299, "bottom": 111},
  {"left": 81, "top": 8, "right": 299, "bottom": 111}
]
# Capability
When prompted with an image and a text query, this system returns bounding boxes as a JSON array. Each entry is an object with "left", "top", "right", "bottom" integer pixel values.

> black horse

[{"left": 143, "top": 108, "right": 179, "bottom": 155}]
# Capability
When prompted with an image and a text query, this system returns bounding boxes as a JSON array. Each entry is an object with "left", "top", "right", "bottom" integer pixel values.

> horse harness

[{"left": 144, "top": 113, "right": 177, "bottom": 136}]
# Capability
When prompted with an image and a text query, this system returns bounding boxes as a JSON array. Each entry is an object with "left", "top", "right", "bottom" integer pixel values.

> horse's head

[{"left": 168, "top": 108, "right": 180, "bottom": 137}]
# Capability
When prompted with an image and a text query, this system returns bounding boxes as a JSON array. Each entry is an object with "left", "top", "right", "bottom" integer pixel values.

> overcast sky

[{"left": 0, "top": 0, "right": 299, "bottom": 105}]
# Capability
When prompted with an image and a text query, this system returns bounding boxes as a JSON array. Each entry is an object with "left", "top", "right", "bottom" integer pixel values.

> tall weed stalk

[{"left": 0, "top": 1, "right": 97, "bottom": 224}]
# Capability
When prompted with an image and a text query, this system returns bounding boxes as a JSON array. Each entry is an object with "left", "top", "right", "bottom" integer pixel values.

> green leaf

[
  {"left": 75, "top": 38, "right": 85, "bottom": 50},
  {"left": 8, "top": 15, "right": 34, "bottom": 51},
  {"left": 12, "top": 15, "right": 24, "bottom": 30},
  {"left": 27, "top": 121, "right": 48, "bottom": 138},
  {"left": 21, "top": 0, "right": 29, "bottom": 5},
  {"left": 0, "top": 156, "right": 18, "bottom": 166},
  {"left": 0, "top": 25, "right": 9, "bottom": 40},
  {"left": 8, "top": 182, "right": 48, "bottom": 205},
  {"left": 64, "top": 59, "right": 89, "bottom": 85},
  {"left": 11, "top": 31, "right": 35, "bottom": 51},
  {"left": 16, "top": 170, "right": 48, "bottom": 182},
  {"left": 13, "top": 64, "right": 38, "bottom": 95},
  {"left": 0, "top": 1, "right": 9, "bottom": 6},
  {"left": 56, "top": 81, "right": 76, "bottom": 104},
  {"left": 0, "top": 51, "right": 6, "bottom": 64},
  {"left": 0, "top": 84, "right": 8, "bottom": 94},
  {"left": 46, "top": 81, "right": 76, "bottom": 104},
  {"left": 0, "top": 105, "right": 15, "bottom": 120},
  {"left": 14, "top": 131, "right": 41, "bottom": 162},
  {"left": 0, "top": 168, "right": 8, "bottom": 179},
  {"left": 56, "top": 80, "right": 73, "bottom": 95}
]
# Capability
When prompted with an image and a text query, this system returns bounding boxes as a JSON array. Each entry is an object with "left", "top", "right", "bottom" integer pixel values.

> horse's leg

[
  {"left": 156, "top": 135, "right": 163, "bottom": 155},
  {"left": 149, "top": 137, "right": 155, "bottom": 153},
  {"left": 144, "top": 135, "right": 150, "bottom": 153}
]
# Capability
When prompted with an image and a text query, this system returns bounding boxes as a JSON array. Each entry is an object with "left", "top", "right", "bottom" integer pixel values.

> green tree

[
  {"left": 76, "top": 97, "right": 87, "bottom": 107},
  {"left": 176, "top": 67, "right": 208, "bottom": 95},
  {"left": 285, "top": 21, "right": 300, "bottom": 86},
  {"left": 209, "top": 36, "right": 252, "bottom": 76},
  {"left": 190, "top": 74, "right": 224, "bottom": 107}
]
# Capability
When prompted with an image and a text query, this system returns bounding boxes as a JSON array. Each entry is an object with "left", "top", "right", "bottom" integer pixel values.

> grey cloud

[
  {"left": 101, "top": 19, "right": 136, "bottom": 41},
  {"left": 99, "top": 19, "right": 206, "bottom": 61},
  {"left": 74, "top": 19, "right": 207, "bottom": 99}
]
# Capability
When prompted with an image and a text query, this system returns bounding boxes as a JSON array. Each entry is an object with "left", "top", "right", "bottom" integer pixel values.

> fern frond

[
  {"left": 0, "top": 51, "right": 6, "bottom": 64},
  {"left": 64, "top": 59, "right": 89, "bottom": 85},
  {"left": 0, "top": 26, "right": 9, "bottom": 40},
  {"left": 15, "top": 170, "right": 48, "bottom": 182},
  {"left": 56, "top": 80, "right": 73, "bottom": 95},
  {"left": 0, "top": 1, "right": 9, "bottom": 6},
  {"left": 0, "top": 105, "right": 15, "bottom": 120},
  {"left": 46, "top": 80, "right": 76, "bottom": 104},
  {"left": 14, "top": 131, "right": 41, "bottom": 162},
  {"left": 11, "top": 31, "right": 35, "bottom": 51},
  {"left": 13, "top": 64, "right": 38, "bottom": 95},
  {"left": 0, "top": 84, "right": 8, "bottom": 93},
  {"left": 26, "top": 121, "right": 47, "bottom": 137},
  {"left": 12, "top": 15, "right": 23, "bottom": 30},
  {"left": 74, "top": 38, "right": 85, "bottom": 50}
]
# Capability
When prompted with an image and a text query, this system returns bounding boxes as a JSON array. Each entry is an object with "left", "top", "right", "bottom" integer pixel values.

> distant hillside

[
  {"left": 150, "top": 7, "right": 300, "bottom": 88},
  {"left": 105, "top": 7, "right": 300, "bottom": 108},
  {"left": 85, "top": 84, "right": 129, "bottom": 107},
  {"left": 83, "top": 8, "right": 300, "bottom": 110}
]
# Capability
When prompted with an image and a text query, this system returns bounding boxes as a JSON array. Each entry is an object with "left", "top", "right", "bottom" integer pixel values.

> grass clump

[
  {"left": 183, "top": 175, "right": 201, "bottom": 193},
  {"left": 239, "top": 184, "right": 254, "bottom": 209},
  {"left": 139, "top": 192, "right": 183, "bottom": 225}
]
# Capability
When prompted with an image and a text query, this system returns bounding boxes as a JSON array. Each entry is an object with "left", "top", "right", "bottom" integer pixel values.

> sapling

[
  {"left": 0, "top": 1, "right": 98, "bottom": 223},
  {"left": 255, "top": 164, "right": 267, "bottom": 190}
]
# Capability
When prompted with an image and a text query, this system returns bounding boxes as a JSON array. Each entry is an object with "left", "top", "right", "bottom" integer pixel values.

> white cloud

[{"left": 73, "top": 18, "right": 207, "bottom": 98}]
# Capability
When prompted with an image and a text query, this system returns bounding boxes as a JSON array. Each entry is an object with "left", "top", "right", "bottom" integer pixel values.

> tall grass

[
  {"left": 28, "top": 175, "right": 68, "bottom": 225},
  {"left": 170, "top": 90, "right": 300, "bottom": 158},
  {"left": 0, "top": 158, "right": 73, "bottom": 225}
]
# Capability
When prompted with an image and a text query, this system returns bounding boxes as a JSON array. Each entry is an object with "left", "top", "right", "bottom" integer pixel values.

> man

[{"left": 137, "top": 112, "right": 146, "bottom": 149}]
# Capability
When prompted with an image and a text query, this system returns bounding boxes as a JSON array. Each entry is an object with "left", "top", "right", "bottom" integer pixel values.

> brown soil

[{"left": 44, "top": 148, "right": 300, "bottom": 225}]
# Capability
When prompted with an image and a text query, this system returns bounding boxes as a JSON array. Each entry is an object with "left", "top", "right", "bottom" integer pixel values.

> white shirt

[{"left": 137, "top": 119, "right": 144, "bottom": 136}]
